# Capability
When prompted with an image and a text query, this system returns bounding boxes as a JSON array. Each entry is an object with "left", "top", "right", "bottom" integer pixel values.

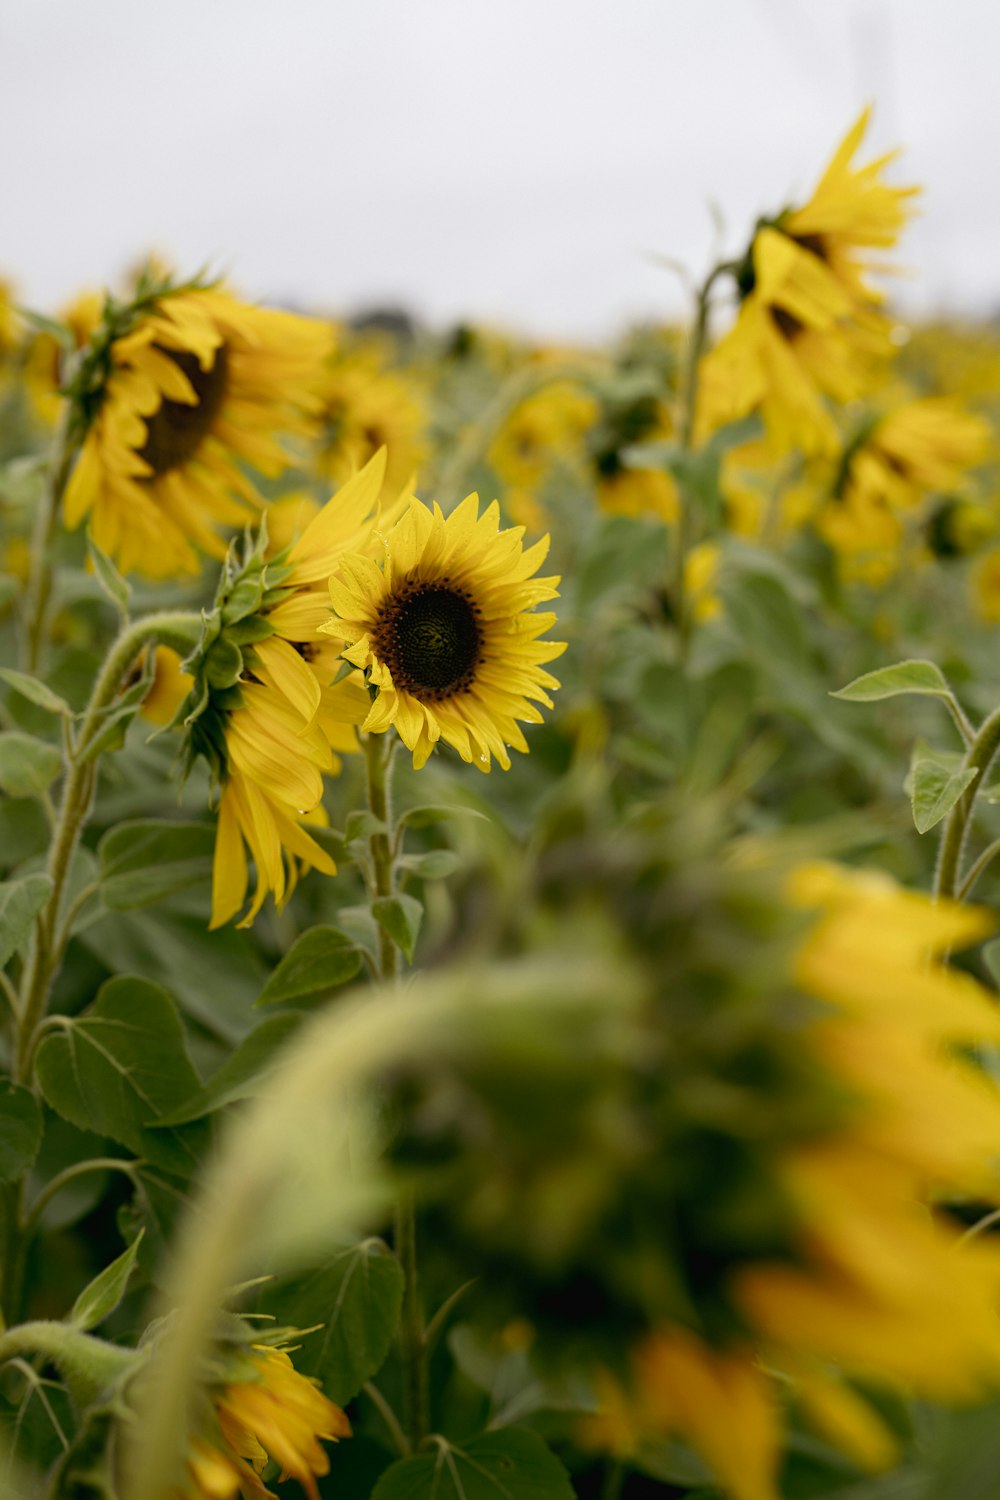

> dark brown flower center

[
  {"left": 373, "top": 580, "right": 483, "bottom": 702},
  {"left": 137, "top": 345, "right": 229, "bottom": 476}
]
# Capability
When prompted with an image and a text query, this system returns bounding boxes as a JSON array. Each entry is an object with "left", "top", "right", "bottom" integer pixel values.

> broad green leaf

[
  {"left": 98, "top": 819, "right": 214, "bottom": 911},
  {"left": 258, "top": 1240, "right": 404, "bottom": 1405},
  {"left": 117, "top": 1164, "right": 191, "bottom": 1279},
  {"left": 87, "top": 539, "right": 131, "bottom": 614},
  {"left": 35, "top": 976, "right": 207, "bottom": 1175},
  {"left": 156, "top": 1013, "right": 302, "bottom": 1124},
  {"left": 0, "top": 670, "right": 71, "bottom": 718},
  {"left": 69, "top": 1230, "right": 144, "bottom": 1331},
  {"left": 0, "top": 1370, "right": 74, "bottom": 1483},
  {"left": 345, "top": 810, "right": 389, "bottom": 842},
  {"left": 0, "top": 733, "right": 62, "bottom": 798},
  {"left": 832, "top": 659, "right": 954, "bottom": 703},
  {"left": 398, "top": 849, "right": 463, "bottom": 879},
  {"left": 575, "top": 515, "right": 670, "bottom": 608},
  {"left": 905, "top": 743, "right": 977, "bottom": 835},
  {"left": 255, "top": 927, "right": 362, "bottom": 1008},
  {"left": 0, "top": 1082, "right": 43, "bottom": 1183},
  {"left": 371, "top": 1429, "right": 575, "bottom": 1500},
  {"left": 372, "top": 894, "right": 423, "bottom": 963},
  {"left": 0, "top": 873, "right": 51, "bottom": 970}
]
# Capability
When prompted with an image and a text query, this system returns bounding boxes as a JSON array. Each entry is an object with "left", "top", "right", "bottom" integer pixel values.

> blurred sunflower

[
  {"left": 324, "top": 493, "right": 565, "bottom": 771},
  {"left": 589, "top": 863, "right": 1000, "bottom": 1500},
  {"left": 816, "top": 395, "right": 989, "bottom": 582},
  {"left": 697, "top": 110, "right": 918, "bottom": 455},
  {"left": 62, "top": 282, "right": 333, "bottom": 578},
  {"left": 23, "top": 288, "right": 103, "bottom": 426},
  {"left": 314, "top": 341, "right": 427, "bottom": 504},
  {"left": 489, "top": 380, "right": 597, "bottom": 492},
  {"left": 176, "top": 451, "right": 402, "bottom": 927},
  {"left": 178, "top": 1343, "right": 350, "bottom": 1500}
]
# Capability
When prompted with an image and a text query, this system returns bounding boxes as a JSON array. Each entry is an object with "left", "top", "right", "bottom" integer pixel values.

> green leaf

[
  {"left": 832, "top": 659, "right": 954, "bottom": 703},
  {"left": 347, "top": 809, "right": 390, "bottom": 841},
  {"left": 87, "top": 539, "right": 131, "bottom": 615},
  {"left": 575, "top": 516, "right": 670, "bottom": 609},
  {"left": 398, "top": 850, "right": 463, "bottom": 879},
  {"left": 0, "top": 873, "right": 51, "bottom": 970},
  {"left": 35, "top": 976, "right": 207, "bottom": 1175},
  {"left": 156, "top": 1013, "right": 302, "bottom": 1124},
  {"left": 0, "top": 733, "right": 62, "bottom": 797},
  {"left": 371, "top": 894, "right": 423, "bottom": 963},
  {"left": 0, "top": 1082, "right": 43, "bottom": 1183},
  {"left": 0, "top": 670, "right": 72, "bottom": 718},
  {"left": 258, "top": 1240, "right": 404, "bottom": 1405},
  {"left": 371, "top": 1429, "right": 575, "bottom": 1500},
  {"left": 397, "top": 804, "right": 490, "bottom": 833},
  {"left": 905, "top": 742, "right": 977, "bottom": 835},
  {"left": 98, "top": 819, "right": 215, "bottom": 911},
  {"left": 255, "top": 926, "right": 362, "bottom": 1008},
  {"left": 69, "top": 1230, "right": 144, "bottom": 1331}
]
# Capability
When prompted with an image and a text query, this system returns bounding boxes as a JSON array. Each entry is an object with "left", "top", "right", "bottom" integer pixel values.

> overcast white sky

[{"left": 2, "top": 0, "right": 997, "bottom": 340}]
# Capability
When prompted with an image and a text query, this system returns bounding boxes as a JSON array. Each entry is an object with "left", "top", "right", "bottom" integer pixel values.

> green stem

[
  {"left": 0, "top": 1320, "right": 133, "bottom": 1405},
  {"left": 22, "top": 404, "right": 80, "bottom": 673},
  {"left": 671, "top": 262, "right": 728, "bottom": 653},
  {"left": 363, "top": 1380, "right": 412, "bottom": 1459},
  {"left": 14, "top": 611, "right": 201, "bottom": 1085},
  {"left": 935, "top": 704, "right": 1000, "bottom": 901},
  {"left": 362, "top": 730, "right": 429, "bottom": 1447},
  {"left": 22, "top": 1158, "right": 139, "bottom": 1239},
  {"left": 364, "top": 731, "right": 399, "bottom": 984}
]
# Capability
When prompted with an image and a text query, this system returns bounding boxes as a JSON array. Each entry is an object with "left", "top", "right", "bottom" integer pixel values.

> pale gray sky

[{"left": 1, "top": 0, "right": 997, "bottom": 339}]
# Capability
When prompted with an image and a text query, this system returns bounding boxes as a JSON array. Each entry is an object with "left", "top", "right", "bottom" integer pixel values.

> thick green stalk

[
  {"left": 0, "top": 1320, "right": 133, "bottom": 1405},
  {"left": 362, "top": 730, "right": 429, "bottom": 1447},
  {"left": 14, "top": 611, "right": 201, "bottom": 1085},
  {"left": 22, "top": 404, "right": 80, "bottom": 673},
  {"left": 935, "top": 704, "right": 1000, "bottom": 901},
  {"left": 670, "top": 264, "right": 726, "bottom": 652}
]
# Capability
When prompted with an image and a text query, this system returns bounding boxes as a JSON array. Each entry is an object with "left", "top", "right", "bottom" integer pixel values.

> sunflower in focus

[
  {"left": 324, "top": 494, "right": 565, "bottom": 771},
  {"left": 176, "top": 451, "right": 403, "bottom": 927},
  {"left": 62, "top": 279, "right": 333, "bottom": 578},
  {"left": 178, "top": 1343, "right": 350, "bottom": 1500},
  {"left": 697, "top": 110, "right": 919, "bottom": 455}
]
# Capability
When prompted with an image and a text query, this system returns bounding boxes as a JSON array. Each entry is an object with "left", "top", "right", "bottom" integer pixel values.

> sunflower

[
  {"left": 172, "top": 451, "right": 403, "bottom": 927},
  {"left": 23, "top": 288, "right": 103, "bottom": 426},
  {"left": 323, "top": 493, "right": 565, "bottom": 771},
  {"left": 62, "top": 282, "right": 333, "bottom": 579},
  {"left": 314, "top": 341, "right": 427, "bottom": 505},
  {"left": 814, "top": 395, "right": 989, "bottom": 582},
  {"left": 589, "top": 863, "right": 1000, "bottom": 1500},
  {"left": 489, "top": 380, "right": 597, "bottom": 492},
  {"left": 178, "top": 1344, "right": 350, "bottom": 1500},
  {"left": 697, "top": 110, "right": 918, "bottom": 455}
]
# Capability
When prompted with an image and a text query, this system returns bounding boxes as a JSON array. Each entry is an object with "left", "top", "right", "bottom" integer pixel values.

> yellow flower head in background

[
  {"left": 325, "top": 494, "right": 566, "bottom": 771},
  {"left": 0, "top": 278, "right": 19, "bottom": 360},
  {"left": 178, "top": 1344, "right": 350, "bottom": 1500},
  {"left": 489, "top": 380, "right": 597, "bottom": 491},
  {"left": 314, "top": 339, "right": 427, "bottom": 504},
  {"left": 23, "top": 288, "right": 103, "bottom": 426},
  {"left": 697, "top": 110, "right": 919, "bottom": 455},
  {"left": 63, "top": 281, "right": 333, "bottom": 578},
  {"left": 591, "top": 863, "right": 1000, "bottom": 1500}
]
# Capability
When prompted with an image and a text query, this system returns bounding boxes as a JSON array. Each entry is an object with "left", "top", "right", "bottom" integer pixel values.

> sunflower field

[{"left": 4, "top": 109, "right": 1000, "bottom": 1500}]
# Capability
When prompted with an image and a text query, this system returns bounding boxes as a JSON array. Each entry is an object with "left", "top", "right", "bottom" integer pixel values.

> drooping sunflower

[
  {"left": 63, "top": 280, "right": 333, "bottom": 578},
  {"left": 323, "top": 493, "right": 565, "bottom": 771},
  {"left": 697, "top": 110, "right": 919, "bottom": 455},
  {"left": 177, "top": 1343, "right": 350, "bottom": 1500},
  {"left": 173, "top": 451, "right": 403, "bottom": 927}
]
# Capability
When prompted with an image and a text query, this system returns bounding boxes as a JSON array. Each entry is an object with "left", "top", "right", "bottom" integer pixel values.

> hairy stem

[
  {"left": 22, "top": 404, "right": 79, "bottom": 673},
  {"left": 935, "top": 704, "right": 1000, "bottom": 902}
]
